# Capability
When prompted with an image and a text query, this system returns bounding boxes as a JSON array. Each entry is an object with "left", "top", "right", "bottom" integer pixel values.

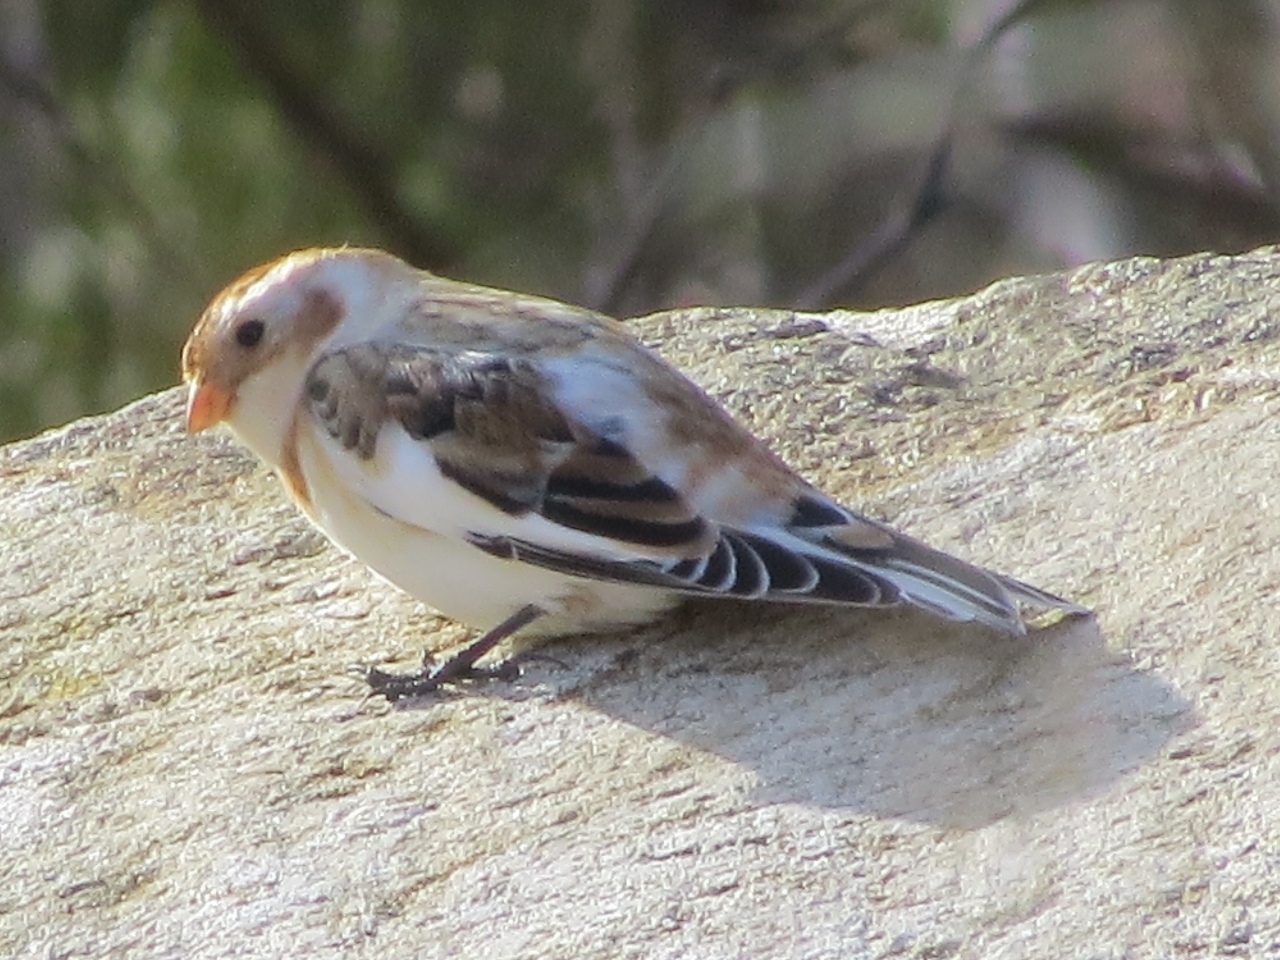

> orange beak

[{"left": 185, "top": 381, "right": 233, "bottom": 433}]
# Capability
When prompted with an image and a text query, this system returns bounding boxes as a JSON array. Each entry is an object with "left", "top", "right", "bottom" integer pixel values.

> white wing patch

[{"left": 317, "top": 419, "right": 668, "bottom": 565}]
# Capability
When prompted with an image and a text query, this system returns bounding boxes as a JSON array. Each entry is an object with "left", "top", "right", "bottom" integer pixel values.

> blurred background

[{"left": 2, "top": 0, "right": 1279, "bottom": 443}]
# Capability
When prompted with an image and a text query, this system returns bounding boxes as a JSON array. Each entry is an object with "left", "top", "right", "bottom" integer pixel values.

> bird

[{"left": 182, "top": 247, "right": 1086, "bottom": 699}]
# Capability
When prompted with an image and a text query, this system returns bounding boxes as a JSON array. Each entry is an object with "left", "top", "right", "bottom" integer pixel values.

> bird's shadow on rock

[{"left": 532, "top": 601, "right": 1193, "bottom": 829}]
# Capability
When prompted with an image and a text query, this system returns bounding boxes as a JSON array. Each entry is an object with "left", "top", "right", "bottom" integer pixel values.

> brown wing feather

[{"left": 303, "top": 342, "right": 714, "bottom": 552}]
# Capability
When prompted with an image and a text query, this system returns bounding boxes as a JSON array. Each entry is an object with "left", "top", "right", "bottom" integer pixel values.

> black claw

[
  {"left": 358, "top": 663, "right": 443, "bottom": 701},
  {"left": 356, "top": 656, "right": 523, "bottom": 702}
]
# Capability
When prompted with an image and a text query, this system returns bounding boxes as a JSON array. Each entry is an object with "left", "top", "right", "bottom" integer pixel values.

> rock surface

[{"left": 4, "top": 249, "right": 1280, "bottom": 958}]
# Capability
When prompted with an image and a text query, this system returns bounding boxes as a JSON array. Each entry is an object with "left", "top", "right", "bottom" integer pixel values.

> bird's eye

[{"left": 235, "top": 319, "right": 265, "bottom": 348}]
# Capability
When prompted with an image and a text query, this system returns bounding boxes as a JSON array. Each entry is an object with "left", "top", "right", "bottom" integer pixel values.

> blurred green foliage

[{"left": 2, "top": 0, "right": 1279, "bottom": 442}]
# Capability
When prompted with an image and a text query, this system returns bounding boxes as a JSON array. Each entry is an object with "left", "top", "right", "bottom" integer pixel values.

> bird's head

[{"left": 181, "top": 247, "right": 412, "bottom": 463}]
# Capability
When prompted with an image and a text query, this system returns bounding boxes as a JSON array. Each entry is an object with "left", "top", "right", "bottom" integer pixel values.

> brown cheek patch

[
  {"left": 294, "top": 288, "right": 345, "bottom": 355},
  {"left": 226, "top": 284, "right": 343, "bottom": 401}
]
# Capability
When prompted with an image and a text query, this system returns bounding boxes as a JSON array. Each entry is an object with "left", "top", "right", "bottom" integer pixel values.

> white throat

[{"left": 225, "top": 349, "right": 313, "bottom": 467}]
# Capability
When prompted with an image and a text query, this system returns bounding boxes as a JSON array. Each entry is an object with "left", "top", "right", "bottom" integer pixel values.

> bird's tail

[{"left": 812, "top": 527, "right": 1087, "bottom": 635}]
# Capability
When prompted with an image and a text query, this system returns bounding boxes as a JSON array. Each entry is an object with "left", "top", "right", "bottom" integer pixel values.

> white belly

[{"left": 291, "top": 425, "right": 678, "bottom": 637}]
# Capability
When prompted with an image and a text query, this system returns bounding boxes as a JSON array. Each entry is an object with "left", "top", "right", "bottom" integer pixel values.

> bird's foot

[
  {"left": 356, "top": 654, "right": 522, "bottom": 702},
  {"left": 356, "top": 603, "right": 544, "bottom": 702}
]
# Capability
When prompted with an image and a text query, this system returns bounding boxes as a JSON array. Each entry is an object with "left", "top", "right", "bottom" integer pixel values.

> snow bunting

[{"left": 182, "top": 247, "right": 1085, "bottom": 699}]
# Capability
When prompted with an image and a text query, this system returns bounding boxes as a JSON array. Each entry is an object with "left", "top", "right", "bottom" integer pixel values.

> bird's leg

[
  {"left": 361, "top": 604, "right": 545, "bottom": 701},
  {"left": 425, "top": 603, "right": 545, "bottom": 684}
]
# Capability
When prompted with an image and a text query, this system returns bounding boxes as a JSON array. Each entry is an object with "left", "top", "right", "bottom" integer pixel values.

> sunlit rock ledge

[{"left": 5, "top": 248, "right": 1280, "bottom": 958}]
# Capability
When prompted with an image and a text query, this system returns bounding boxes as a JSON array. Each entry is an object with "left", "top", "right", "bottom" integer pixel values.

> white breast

[{"left": 289, "top": 419, "right": 677, "bottom": 637}]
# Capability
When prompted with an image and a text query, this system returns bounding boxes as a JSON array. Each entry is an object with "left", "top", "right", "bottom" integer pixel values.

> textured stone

[{"left": 6, "top": 248, "right": 1280, "bottom": 958}]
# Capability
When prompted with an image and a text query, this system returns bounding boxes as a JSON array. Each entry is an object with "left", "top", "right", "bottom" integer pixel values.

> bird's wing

[
  {"left": 303, "top": 340, "right": 717, "bottom": 558},
  {"left": 303, "top": 341, "right": 1081, "bottom": 632}
]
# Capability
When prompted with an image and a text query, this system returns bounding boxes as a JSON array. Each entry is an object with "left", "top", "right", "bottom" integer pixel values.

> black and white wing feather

[{"left": 304, "top": 340, "right": 1082, "bottom": 635}]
